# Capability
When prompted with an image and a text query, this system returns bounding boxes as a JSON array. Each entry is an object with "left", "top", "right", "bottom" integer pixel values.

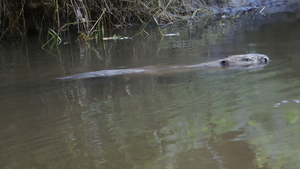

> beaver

[{"left": 57, "top": 54, "right": 269, "bottom": 80}]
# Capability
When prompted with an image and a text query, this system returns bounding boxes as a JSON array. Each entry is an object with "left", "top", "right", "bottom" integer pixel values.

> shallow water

[{"left": 1, "top": 12, "right": 300, "bottom": 169}]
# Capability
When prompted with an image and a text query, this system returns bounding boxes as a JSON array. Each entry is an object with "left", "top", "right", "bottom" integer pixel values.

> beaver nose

[{"left": 262, "top": 56, "right": 269, "bottom": 64}]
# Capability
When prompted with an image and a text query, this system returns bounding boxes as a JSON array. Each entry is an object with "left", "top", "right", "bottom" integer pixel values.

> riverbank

[{"left": 1, "top": 0, "right": 300, "bottom": 40}]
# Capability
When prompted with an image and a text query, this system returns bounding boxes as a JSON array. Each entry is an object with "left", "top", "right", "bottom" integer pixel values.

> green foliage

[{"left": 42, "top": 29, "right": 62, "bottom": 49}]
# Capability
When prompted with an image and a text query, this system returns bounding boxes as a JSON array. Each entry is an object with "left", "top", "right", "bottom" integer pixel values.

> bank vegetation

[{"left": 0, "top": 0, "right": 229, "bottom": 40}]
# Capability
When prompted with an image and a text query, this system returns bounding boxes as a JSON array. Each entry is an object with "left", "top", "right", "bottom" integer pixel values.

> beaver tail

[{"left": 57, "top": 68, "right": 146, "bottom": 80}]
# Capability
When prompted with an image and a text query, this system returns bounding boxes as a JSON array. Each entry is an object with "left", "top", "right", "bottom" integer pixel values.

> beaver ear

[{"left": 220, "top": 60, "right": 229, "bottom": 67}]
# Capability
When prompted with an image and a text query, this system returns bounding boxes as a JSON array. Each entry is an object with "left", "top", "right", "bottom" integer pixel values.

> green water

[{"left": 1, "top": 13, "right": 300, "bottom": 169}]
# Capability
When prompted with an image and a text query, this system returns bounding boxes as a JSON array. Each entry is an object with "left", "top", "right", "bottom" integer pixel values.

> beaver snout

[{"left": 260, "top": 55, "right": 269, "bottom": 64}]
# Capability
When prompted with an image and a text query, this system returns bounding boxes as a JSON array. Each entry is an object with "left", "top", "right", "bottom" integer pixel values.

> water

[{"left": 1, "top": 12, "right": 300, "bottom": 169}]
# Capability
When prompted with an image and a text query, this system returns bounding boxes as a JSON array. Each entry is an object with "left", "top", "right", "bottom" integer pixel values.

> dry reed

[{"left": 0, "top": 0, "right": 224, "bottom": 40}]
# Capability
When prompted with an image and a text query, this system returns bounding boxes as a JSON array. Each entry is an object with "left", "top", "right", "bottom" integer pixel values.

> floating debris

[
  {"left": 274, "top": 103, "right": 280, "bottom": 107},
  {"left": 163, "top": 33, "right": 179, "bottom": 37},
  {"left": 103, "top": 34, "right": 132, "bottom": 40},
  {"left": 293, "top": 100, "right": 300, "bottom": 103},
  {"left": 274, "top": 99, "right": 300, "bottom": 107}
]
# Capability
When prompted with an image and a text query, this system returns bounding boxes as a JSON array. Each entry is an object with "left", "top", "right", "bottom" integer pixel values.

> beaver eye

[{"left": 220, "top": 60, "right": 229, "bottom": 67}]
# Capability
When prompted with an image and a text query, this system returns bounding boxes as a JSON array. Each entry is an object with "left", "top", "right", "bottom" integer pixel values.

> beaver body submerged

[{"left": 58, "top": 54, "right": 269, "bottom": 80}]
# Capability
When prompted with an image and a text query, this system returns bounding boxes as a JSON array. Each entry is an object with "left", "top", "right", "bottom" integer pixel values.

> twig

[{"left": 260, "top": 6, "right": 266, "bottom": 16}]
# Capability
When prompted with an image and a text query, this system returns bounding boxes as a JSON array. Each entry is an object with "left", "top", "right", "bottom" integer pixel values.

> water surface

[{"left": 1, "top": 13, "right": 300, "bottom": 169}]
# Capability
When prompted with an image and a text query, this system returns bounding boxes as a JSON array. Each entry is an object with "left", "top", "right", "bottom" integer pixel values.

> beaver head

[{"left": 219, "top": 54, "right": 269, "bottom": 68}]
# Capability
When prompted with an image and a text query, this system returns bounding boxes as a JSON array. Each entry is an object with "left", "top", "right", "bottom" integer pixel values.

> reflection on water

[{"left": 1, "top": 13, "right": 300, "bottom": 169}]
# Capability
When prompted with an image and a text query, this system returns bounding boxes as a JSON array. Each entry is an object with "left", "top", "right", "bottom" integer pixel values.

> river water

[{"left": 1, "top": 12, "right": 300, "bottom": 169}]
